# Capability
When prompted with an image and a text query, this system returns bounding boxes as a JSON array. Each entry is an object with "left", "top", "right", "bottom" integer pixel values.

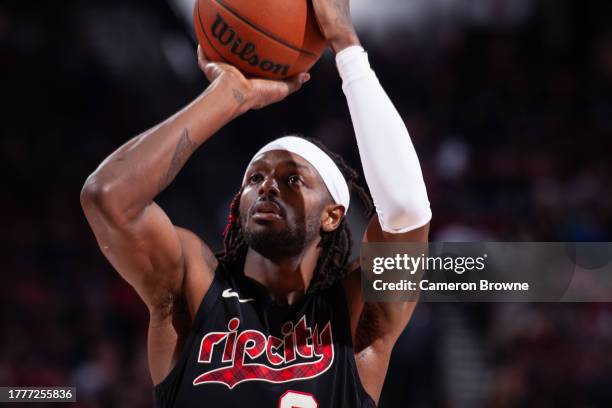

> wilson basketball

[{"left": 194, "top": 0, "right": 327, "bottom": 79}]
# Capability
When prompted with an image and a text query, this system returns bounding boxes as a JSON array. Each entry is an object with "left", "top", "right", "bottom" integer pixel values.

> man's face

[{"left": 240, "top": 150, "right": 338, "bottom": 259}]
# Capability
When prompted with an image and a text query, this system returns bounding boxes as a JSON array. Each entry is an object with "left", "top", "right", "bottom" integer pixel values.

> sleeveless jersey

[{"left": 154, "top": 262, "right": 376, "bottom": 407}]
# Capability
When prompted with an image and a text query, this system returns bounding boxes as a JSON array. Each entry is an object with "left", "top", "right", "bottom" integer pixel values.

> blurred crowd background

[{"left": 2, "top": 0, "right": 612, "bottom": 406}]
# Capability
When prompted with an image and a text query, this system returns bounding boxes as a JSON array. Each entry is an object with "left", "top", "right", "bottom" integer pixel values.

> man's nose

[{"left": 258, "top": 176, "right": 279, "bottom": 196}]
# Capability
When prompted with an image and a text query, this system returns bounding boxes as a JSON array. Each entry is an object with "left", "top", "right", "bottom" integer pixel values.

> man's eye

[
  {"left": 249, "top": 173, "right": 263, "bottom": 184},
  {"left": 288, "top": 175, "right": 302, "bottom": 185}
]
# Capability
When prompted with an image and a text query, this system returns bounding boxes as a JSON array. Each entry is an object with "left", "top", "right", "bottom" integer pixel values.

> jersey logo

[
  {"left": 193, "top": 316, "right": 334, "bottom": 389},
  {"left": 221, "top": 288, "right": 255, "bottom": 303}
]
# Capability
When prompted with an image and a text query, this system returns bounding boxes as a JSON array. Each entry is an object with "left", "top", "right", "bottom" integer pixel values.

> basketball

[{"left": 193, "top": 0, "right": 327, "bottom": 79}]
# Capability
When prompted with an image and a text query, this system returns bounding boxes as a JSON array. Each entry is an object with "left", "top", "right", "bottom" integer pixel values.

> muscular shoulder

[
  {"left": 341, "top": 260, "right": 364, "bottom": 344},
  {"left": 174, "top": 227, "right": 217, "bottom": 321},
  {"left": 150, "top": 227, "right": 217, "bottom": 323},
  {"left": 341, "top": 260, "right": 394, "bottom": 404},
  {"left": 341, "top": 259, "right": 405, "bottom": 352},
  {"left": 175, "top": 227, "right": 218, "bottom": 272}
]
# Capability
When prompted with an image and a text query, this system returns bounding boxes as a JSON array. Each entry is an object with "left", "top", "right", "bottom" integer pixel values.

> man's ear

[{"left": 321, "top": 204, "right": 346, "bottom": 232}]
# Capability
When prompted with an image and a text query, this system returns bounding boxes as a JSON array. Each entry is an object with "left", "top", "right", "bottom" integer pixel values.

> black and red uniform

[{"left": 154, "top": 261, "right": 376, "bottom": 407}]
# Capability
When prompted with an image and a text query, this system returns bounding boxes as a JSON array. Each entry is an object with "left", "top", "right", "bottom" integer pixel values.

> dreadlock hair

[{"left": 217, "top": 137, "right": 373, "bottom": 292}]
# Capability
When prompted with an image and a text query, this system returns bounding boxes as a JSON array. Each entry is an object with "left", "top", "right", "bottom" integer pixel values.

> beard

[{"left": 241, "top": 212, "right": 320, "bottom": 259}]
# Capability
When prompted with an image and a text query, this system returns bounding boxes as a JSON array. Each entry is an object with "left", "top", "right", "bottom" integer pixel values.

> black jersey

[{"left": 154, "top": 262, "right": 376, "bottom": 407}]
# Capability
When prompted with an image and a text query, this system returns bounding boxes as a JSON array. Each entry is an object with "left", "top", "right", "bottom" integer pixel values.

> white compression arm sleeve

[{"left": 337, "top": 46, "right": 432, "bottom": 233}]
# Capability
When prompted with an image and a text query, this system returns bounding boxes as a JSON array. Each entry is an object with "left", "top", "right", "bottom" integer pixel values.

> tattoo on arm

[
  {"left": 232, "top": 88, "right": 245, "bottom": 104},
  {"left": 159, "top": 128, "right": 197, "bottom": 192}
]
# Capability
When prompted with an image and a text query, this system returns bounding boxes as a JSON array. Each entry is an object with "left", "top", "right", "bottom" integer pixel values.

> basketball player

[{"left": 80, "top": 0, "right": 431, "bottom": 406}]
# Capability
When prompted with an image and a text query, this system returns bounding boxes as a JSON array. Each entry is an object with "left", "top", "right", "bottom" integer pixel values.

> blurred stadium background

[{"left": 2, "top": 0, "right": 612, "bottom": 406}]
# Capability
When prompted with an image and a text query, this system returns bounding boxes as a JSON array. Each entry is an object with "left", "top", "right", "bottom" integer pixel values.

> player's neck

[{"left": 243, "top": 239, "right": 320, "bottom": 305}]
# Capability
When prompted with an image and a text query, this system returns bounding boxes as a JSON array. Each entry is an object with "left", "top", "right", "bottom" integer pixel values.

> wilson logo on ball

[
  {"left": 210, "top": 14, "right": 290, "bottom": 77},
  {"left": 194, "top": 0, "right": 326, "bottom": 79}
]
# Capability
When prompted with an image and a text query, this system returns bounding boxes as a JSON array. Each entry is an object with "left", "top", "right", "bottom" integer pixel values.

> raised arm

[
  {"left": 80, "top": 46, "right": 308, "bottom": 342},
  {"left": 313, "top": 0, "right": 431, "bottom": 402},
  {"left": 81, "top": 49, "right": 309, "bottom": 383}
]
